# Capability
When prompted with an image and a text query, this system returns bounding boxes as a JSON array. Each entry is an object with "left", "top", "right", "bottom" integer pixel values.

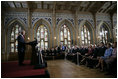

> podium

[
  {"left": 27, "top": 39, "right": 38, "bottom": 65},
  {"left": 28, "top": 39, "right": 47, "bottom": 69}
]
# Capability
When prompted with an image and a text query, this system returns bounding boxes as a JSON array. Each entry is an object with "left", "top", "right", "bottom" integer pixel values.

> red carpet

[{"left": 1, "top": 60, "right": 46, "bottom": 78}]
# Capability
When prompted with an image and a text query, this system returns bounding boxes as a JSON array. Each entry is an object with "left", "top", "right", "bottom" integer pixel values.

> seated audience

[
  {"left": 96, "top": 42, "right": 107, "bottom": 59},
  {"left": 105, "top": 42, "right": 117, "bottom": 74},
  {"left": 96, "top": 43, "right": 113, "bottom": 71}
]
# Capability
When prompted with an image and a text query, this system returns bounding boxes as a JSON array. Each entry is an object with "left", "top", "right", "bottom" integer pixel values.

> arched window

[
  {"left": 114, "top": 25, "right": 117, "bottom": 39},
  {"left": 81, "top": 25, "right": 91, "bottom": 45},
  {"left": 10, "top": 25, "right": 21, "bottom": 53},
  {"left": 60, "top": 24, "right": 71, "bottom": 48},
  {"left": 36, "top": 25, "right": 48, "bottom": 50},
  {"left": 100, "top": 25, "right": 108, "bottom": 44}
]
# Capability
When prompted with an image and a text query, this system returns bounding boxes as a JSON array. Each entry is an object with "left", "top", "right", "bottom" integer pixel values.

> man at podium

[{"left": 17, "top": 30, "right": 26, "bottom": 66}]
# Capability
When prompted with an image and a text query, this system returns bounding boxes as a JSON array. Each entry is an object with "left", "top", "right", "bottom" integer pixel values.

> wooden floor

[{"left": 47, "top": 59, "right": 114, "bottom": 78}]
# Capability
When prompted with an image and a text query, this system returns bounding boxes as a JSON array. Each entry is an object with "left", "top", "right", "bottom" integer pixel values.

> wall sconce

[
  {"left": 98, "top": 36, "right": 100, "bottom": 39},
  {"left": 100, "top": 32, "right": 103, "bottom": 36},
  {"left": 105, "top": 31, "right": 108, "bottom": 34},
  {"left": 28, "top": 37, "right": 30, "bottom": 40},
  {"left": 78, "top": 36, "right": 80, "bottom": 39},
  {"left": 54, "top": 37, "right": 56, "bottom": 39}
]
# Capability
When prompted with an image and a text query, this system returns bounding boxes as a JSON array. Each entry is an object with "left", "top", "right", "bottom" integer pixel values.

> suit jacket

[
  {"left": 97, "top": 46, "right": 107, "bottom": 57},
  {"left": 17, "top": 34, "right": 26, "bottom": 52},
  {"left": 57, "top": 47, "right": 61, "bottom": 53}
]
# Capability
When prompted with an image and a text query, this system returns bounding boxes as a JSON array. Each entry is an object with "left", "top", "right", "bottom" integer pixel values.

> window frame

[
  {"left": 81, "top": 25, "right": 91, "bottom": 45},
  {"left": 36, "top": 25, "right": 48, "bottom": 50},
  {"left": 60, "top": 24, "right": 71, "bottom": 48}
]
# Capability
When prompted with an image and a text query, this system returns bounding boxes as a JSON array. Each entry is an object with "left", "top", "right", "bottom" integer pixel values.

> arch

[
  {"left": 33, "top": 19, "right": 52, "bottom": 48},
  {"left": 56, "top": 19, "right": 76, "bottom": 45},
  {"left": 113, "top": 24, "right": 117, "bottom": 42},
  {"left": 5, "top": 18, "right": 27, "bottom": 60},
  {"left": 79, "top": 20, "right": 95, "bottom": 45},
  {"left": 97, "top": 21, "right": 112, "bottom": 43},
  {"left": 6, "top": 18, "right": 27, "bottom": 31}
]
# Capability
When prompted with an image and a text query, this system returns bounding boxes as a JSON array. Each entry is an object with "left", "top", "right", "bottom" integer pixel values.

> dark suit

[
  {"left": 17, "top": 34, "right": 26, "bottom": 65},
  {"left": 57, "top": 47, "right": 61, "bottom": 53},
  {"left": 97, "top": 46, "right": 107, "bottom": 57}
]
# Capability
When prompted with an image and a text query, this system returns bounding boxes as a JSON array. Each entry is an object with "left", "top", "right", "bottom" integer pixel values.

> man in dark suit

[
  {"left": 17, "top": 30, "right": 26, "bottom": 66},
  {"left": 97, "top": 42, "right": 107, "bottom": 57},
  {"left": 57, "top": 46, "right": 61, "bottom": 53}
]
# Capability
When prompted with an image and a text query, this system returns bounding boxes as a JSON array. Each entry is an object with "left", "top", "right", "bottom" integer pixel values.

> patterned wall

[
  {"left": 96, "top": 13, "right": 111, "bottom": 27},
  {"left": 4, "top": 12, "right": 28, "bottom": 27},
  {"left": 32, "top": 12, "right": 52, "bottom": 27},
  {"left": 4, "top": 12, "right": 115, "bottom": 30},
  {"left": 56, "top": 13, "right": 75, "bottom": 27},
  {"left": 113, "top": 13, "right": 117, "bottom": 27},
  {"left": 78, "top": 13, "right": 94, "bottom": 27},
  {"left": 3, "top": 11, "right": 116, "bottom": 55}
]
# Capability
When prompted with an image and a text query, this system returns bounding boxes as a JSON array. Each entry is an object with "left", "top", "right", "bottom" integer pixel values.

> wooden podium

[
  {"left": 27, "top": 39, "right": 38, "bottom": 65},
  {"left": 28, "top": 39, "right": 47, "bottom": 69}
]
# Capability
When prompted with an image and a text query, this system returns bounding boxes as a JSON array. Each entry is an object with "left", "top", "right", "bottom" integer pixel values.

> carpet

[{"left": 1, "top": 60, "right": 49, "bottom": 78}]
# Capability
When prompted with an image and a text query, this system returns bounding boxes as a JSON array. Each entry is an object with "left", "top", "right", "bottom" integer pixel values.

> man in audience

[
  {"left": 57, "top": 45, "right": 61, "bottom": 54},
  {"left": 80, "top": 46, "right": 88, "bottom": 65},
  {"left": 85, "top": 44, "right": 99, "bottom": 68},
  {"left": 96, "top": 43, "right": 113, "bottom": 71},
  {"left": 96, "top": 42, "right": 107, "bottom": 60}
]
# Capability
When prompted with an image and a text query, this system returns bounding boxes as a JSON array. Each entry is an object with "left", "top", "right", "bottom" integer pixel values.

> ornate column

[
  {"left": 110, "top": 14, "right": 114, "bottom": 42},
  {"left": 75, "top": 10, "right": 79, "bottom": 46},
  {"left": 1, "top": 11, "right": 6, "bottom": 61},
  {"left": 92, "top": 13, "right": 96, "bottom": 44},
  {"left": 52, "top": 2, "right": 56, "bottom": 47},
  {"left": 26, "top": 8, "right": 32, "bottom": 59},
  {"left": 28, "top": 8, "right": 33, "bottom": 40}
]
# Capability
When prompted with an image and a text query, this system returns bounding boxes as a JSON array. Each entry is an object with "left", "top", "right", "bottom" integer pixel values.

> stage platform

[{"left": 1, "top": 60, "right": 50, "bottom": 78}]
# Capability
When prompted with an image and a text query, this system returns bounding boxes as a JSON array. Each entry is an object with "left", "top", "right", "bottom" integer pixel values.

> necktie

[{"left": 22, "top": 35, "right": 25, "bottom": 40}]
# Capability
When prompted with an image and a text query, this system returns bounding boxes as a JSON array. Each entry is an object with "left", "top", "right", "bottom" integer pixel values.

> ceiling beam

[
  {"left": 82, "top": 7, "right": 86, "bottom": 11},
  {"left": 102, "top": 2, "right": 112, "bottom": 13},
  {"left": 108, "top": 5, "right": 117, "bottom": 15},
  {"left": 20, "top": 2, "right": 23, "bottom": 8},
  {"left": 47, "top": 4, "right": 49, "bottom": 9},
  {"left": 84, "top": 2, "right": 92, "bottom": 11},
  {"left": 79, "top": 7, "right": 83, "bottom": 11},
  {"left": 86, "top": 2, "right": 96, "bottom": 11},
  {"left": 27, "top": 1, "right": 37, "bottom": 10},
  {"left": 13, "top": 1, "right": 17, "bottom": 8},
  {"left": 90, "top": 1, "right": 106, "bottom": 14},
  {"left": 27, "top": 1, "right": 31, "bottom": 9},
  {"left": 105, "top": 2, "right": 117, "bottom": 13},
  {"left": 41, "top": 1, "right": 43, "bottom": 9}
]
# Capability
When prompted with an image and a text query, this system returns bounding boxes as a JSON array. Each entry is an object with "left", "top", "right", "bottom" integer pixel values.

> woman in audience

[
  {"left": 96, "top": 43, "right": 113, "bottom": 71},
  {"left": 80, "top": 45, "right": 93, "bottom": 65},
  {"left": 105, "top": 42, "right": 117, "bottom": 74}
]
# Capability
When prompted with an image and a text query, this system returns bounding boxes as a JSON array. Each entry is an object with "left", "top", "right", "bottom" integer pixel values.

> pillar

[
  {"left": 75, "top": 10, "right": 79, "bottom": 46},
  {"left": 52, "top": 2, "right": 56, "bottom": 47},
  {"left": 92, "top": 13, "right": 97, "bottom": 44}
]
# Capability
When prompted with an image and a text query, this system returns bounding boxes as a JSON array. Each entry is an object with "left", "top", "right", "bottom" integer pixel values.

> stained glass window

[
  {"left": 100, "top": 26, "right": 108, "bottom": 43},
  {"left": 115, "top": 27, "right": 117, "bottom": 39},
  {"left": 10, "top": 25, "right": 21, "bottom": 53},
  {"left": 60, "top": 24, "right": 71, "bottom": 48},
  {"left": 81, "top": 25, "right": 91, "bottom": 45},
  {"left": 36, "top": 25, "right": 48, "bottom": 50}
]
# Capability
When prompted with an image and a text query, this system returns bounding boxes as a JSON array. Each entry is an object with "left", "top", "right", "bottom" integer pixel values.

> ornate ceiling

[{"left": 1, "top": 1, "right": 117, "bottom": 14}]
